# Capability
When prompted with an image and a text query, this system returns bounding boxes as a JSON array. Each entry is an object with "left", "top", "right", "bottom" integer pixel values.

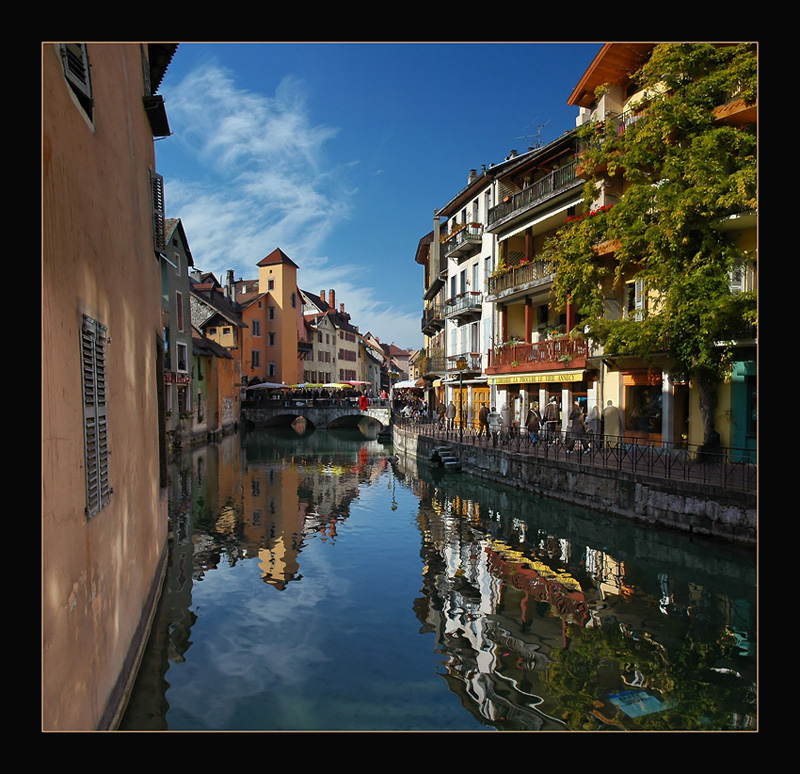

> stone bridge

[{"left": 242, "top": 403, "right": 392, "bottom": 430}]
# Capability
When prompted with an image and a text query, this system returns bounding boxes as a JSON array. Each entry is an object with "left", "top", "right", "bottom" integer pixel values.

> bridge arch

[{"left": 241, "top": 404, "right": 391, "bottom": 431}]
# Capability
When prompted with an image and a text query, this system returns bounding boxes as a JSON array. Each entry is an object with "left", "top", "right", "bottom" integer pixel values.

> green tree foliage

[{"left": 545, "top": 43, "right": 757, "bottom": 442}]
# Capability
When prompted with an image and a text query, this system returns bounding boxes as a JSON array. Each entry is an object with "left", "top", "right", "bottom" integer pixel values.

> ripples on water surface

[{"left": 121, "top": 427, "right": 756, "bottom": 732}]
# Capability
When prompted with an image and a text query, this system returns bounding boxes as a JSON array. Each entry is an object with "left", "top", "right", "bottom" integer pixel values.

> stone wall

[{"left": 392, "top": 425, "right": 756, "bottom": 545}]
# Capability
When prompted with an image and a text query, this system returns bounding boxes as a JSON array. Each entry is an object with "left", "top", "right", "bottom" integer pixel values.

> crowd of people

[
  {"left": 247, "top": 385, "right": 391, "bottom": 407},
  {"left": 423, "top": 395, "right": 624, "bottom": 452},
  {"left": 248, "top": 383, "right": 621, "bottom": 453}
]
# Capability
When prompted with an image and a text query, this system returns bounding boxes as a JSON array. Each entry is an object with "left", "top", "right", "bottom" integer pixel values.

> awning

[
  {"left": 488, "top": 370, "right": 586, "bottom": 385},
  {"left": 246, "top": 381, "right": 290, "bottom": 390},
  {"left": 392, "top": 379, "right": 423, "bottom": 390},
  {"left": 498, "top": 197, "right": 583, "bottom": 241}
]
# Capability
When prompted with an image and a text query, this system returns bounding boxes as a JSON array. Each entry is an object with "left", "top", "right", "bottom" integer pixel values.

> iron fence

[{"left": 394, "top": 415, "right": 757, "bottom": 493}]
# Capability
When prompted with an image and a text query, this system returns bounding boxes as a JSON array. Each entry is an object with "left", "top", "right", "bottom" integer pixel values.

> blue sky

[{"left": 156, "top": 41, "right": 601, "bottom": 350}]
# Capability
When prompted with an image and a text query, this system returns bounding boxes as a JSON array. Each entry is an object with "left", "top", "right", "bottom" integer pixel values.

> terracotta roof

[{"left": 257, "top": 247, "right": 299, "bottom": 269}]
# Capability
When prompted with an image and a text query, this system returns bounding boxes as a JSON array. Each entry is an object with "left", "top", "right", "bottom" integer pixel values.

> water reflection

[{"left": 121, "top": 428, "right": 756, "bottom": 732}]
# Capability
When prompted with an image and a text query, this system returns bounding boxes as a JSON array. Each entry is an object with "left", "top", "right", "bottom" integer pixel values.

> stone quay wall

[{"left": 392, "top": 424, "right": 756, "bottom": 545}]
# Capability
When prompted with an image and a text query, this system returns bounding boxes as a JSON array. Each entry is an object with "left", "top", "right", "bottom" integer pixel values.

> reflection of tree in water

[
  {"left": 412, "top": 475, "right": 755, "bottom": 732},
  {"left": 545, "top": 619, "right": 756, "bottom": 730}
]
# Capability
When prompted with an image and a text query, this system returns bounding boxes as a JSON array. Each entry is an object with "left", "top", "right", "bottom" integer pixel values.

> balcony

[
  {"left": 487, "top": 258, "right": 553, "bottom": 301},
  {"left": 421, "top": 303, "right": 445, "bottom": 335},
  {"left": 442, "top": 223, "right": 483, "bottom": 262},
  {"left": 487, "top": 159, "right": 581, "bottom": 230},
  {"left": 297, "top": 339, "right": 313, "bottom": 359},
  {"left": 446, "top": 351, "right": 482, "bottom": 375},
  {"left": 443, "top": 292, "right": 483, "bottom": 324},
  {"left": 487, "top": 336, "right": 590, "bottom": 375}
]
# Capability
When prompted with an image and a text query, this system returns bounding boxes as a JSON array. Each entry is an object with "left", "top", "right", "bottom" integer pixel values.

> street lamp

[{"left": 456, "top": 358, "right": 466, "bottom": 443}]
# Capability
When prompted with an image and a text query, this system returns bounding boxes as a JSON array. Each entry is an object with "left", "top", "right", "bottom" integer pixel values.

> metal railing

[
  {"left": 393, "top": 415, "right": 757, "bottom": 493},
  {"left": 489, "top": 336, "right": 590, "bottom": 369},
  {"left": 488, "top": 159, "right": 580, "bottom": 226}
]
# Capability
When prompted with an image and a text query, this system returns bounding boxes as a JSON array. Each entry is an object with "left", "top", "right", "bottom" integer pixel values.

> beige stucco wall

[{"left": 42, "top": 43, "right": 168, "bottom": 730}]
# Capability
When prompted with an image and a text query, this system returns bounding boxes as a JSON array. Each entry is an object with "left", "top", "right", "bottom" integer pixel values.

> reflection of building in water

[
  {"left": 415, "top": 490, "right": 579, "bottom": 729},
  {"left": 584, "top": 547, "right": 634, "bottom": 601},
  {"left": 241, "top": 450, "right": 389, "bottom": 589}
]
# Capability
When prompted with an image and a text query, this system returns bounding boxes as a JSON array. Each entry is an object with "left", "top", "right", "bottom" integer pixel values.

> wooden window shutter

[
  {"left": 82, "top": 315, "right": 111, "bottom": 518},
  {"left": 60, "top": 44, "right": 92, "bottom": 105},
  {"left": 151, "top": 171, "right": 166, "bottom": 252}
]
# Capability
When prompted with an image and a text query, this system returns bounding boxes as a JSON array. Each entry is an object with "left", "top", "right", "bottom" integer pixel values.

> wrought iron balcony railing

[
  {"left": 488, "top": 159, "right": 580, "bottom": 228},
  {"left": 487, "top": 258, "right": 553, "bottom": 298}
]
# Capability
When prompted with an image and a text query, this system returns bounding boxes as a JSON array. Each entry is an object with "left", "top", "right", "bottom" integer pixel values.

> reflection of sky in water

[
  {"left": 125, "top": 431, "right": 756, "bottom": 732},
  {"left": 165, "top": 468, "right": 462, "bottom": 731}
]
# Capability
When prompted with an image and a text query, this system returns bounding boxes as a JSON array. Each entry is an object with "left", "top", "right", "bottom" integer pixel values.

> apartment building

[
  {"left": 483, "top": 131, "right": 588, "bottom": 431},
  {"left": 416, "top": 43, "right": 756, "bottom": 453},
  {"left": 564, "top": 43, "right": 757, "bottom": 454},
  {"left": 162, "top": 218, "right": 195, "bottom": 445},
  {"left": 301, "top": 289, "right": 361, "bottom": 385}
]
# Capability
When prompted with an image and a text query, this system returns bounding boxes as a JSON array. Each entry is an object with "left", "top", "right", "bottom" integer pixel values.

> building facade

[
  {"left": 162, "top": 218, "right": 195, "bottom": 448},
  {"left": 43, "top": 42, "right": 176, "bottom": 730},
  {"left": 565, "top": 43, "right": 757, "bottom": 454},
  {"left": 416, "top": 43, "right": 756, "bottom": 452}
]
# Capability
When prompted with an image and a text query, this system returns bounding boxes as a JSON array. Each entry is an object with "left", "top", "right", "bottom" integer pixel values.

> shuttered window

[
  {"left": 82, "top": 315, "right": 111, "bottom": 518},
  {"left": 150, "top": 171, "right": 166, "bottom": 252},
  {"left": 60, "top": 44, "right": 93, "bottom": 117}
]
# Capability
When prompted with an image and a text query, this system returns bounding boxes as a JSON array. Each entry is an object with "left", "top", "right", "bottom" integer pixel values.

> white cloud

[{"left": 159, "top": 61, "right": 421, "bottom": 348}]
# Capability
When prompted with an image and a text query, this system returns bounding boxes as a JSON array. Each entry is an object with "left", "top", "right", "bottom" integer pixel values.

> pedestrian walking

[
  {"left": 500, "top": 403, "right": 512, "bottom": 443},
  {"left": 487, "top": 406, "right": 501, "bottom": 447},
  {"left": 602, "top": 399, "right": 623, "bottom": 445},
  {"left": 478, "top": 404, "right": 489, "bottom": 438},
  {"left": 543, "top": 397, "right": 560, "bottom": 445},
  {"left": 446, "top": 400, "right": 456, "bottom": 430},
  {"left": 586, "top": 405, "right": 600, "bottom": 450},
  {"left": 566, "top": 401, "right": 588, "bottom": 453},
  {"left": 436, "top": 401, "right": 446, "bottom": 428},
  {"left": 525, "top": 402, "right": 542, "bottom": 445}
]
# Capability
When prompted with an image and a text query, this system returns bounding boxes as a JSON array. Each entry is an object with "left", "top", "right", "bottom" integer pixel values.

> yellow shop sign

[{"left": 488, "top": 371, "right": 585, "bottom": 385}]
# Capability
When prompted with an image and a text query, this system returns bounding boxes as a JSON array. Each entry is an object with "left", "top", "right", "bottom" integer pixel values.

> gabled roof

[
  {"left": 164, "top": 218, "right": 195, "bottom": 267},
  {"left": 300, "top": 288, "right": 359, "bottom": 335},
  {"left": 192, "top": 332, "right": 233, "bottom": 359},
  {"left": 190, "top": 278, "right": 247, "bottom": 328},
  {"left": 257, "top": 247, "right": 299, "bottom": 269},
  {"left": 567, "top": 43, "right": 655, "bottom": 109}
]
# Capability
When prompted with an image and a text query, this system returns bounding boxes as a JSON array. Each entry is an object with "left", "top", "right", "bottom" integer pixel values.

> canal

[{"left": 120, "top": 426, "right": 757, "bottom": 732}]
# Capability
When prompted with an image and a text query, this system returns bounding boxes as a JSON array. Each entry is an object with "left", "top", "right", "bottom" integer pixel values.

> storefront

[
  {"left": 444, "top": 379, "right": 490, "bottom": 430},
  {"left": 487, "top": 369, "right": 596, "bottom": 431}
]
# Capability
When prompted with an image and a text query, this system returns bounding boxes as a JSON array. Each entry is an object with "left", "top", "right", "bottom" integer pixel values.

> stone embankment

[{"left": 392, "top": 424, "right": 756, "bottom": 545}]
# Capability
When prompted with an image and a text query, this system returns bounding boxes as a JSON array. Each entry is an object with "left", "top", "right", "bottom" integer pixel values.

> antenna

[{"left": 516, "top": 118, "right": 551, "bottom": 149}]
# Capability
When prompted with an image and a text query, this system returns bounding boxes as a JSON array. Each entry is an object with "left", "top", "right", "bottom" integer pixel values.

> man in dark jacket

[
  {"left": 478, "top": 404, "right": 490, "bottom": 437},
  {"left": 543, "top": 397, "right": 560, "bottom": 445}
]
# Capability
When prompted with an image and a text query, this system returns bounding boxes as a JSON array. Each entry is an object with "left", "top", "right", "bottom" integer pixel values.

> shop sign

[{"left": 488, "top": 371, "right": 585, "bottom": 385}]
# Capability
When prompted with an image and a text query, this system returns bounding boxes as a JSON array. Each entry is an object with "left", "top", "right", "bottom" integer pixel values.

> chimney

[
  {"left": 329, "top": 289, "right": 336, "bottom": 310},
  {"left": 468, "top": 168, "right": 477, "bottom": 184},
  {"left": 340, "top": 303, "right": 345, "bottom": 314},
  {"left": 225, "top": 269, "right": 235, "bottom": 301},
  {"left": 320, "top": 290, "right": 326, "bottom": 305}
]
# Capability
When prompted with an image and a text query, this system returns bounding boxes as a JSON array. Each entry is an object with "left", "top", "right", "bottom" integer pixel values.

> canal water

[{"left": 120, "top": 426, "right": 757, "bottom": 732}]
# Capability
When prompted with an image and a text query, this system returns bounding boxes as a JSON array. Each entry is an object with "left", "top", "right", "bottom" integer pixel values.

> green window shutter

[{"left": 82, "top": 315, "right": 111, "bottom": 518}]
